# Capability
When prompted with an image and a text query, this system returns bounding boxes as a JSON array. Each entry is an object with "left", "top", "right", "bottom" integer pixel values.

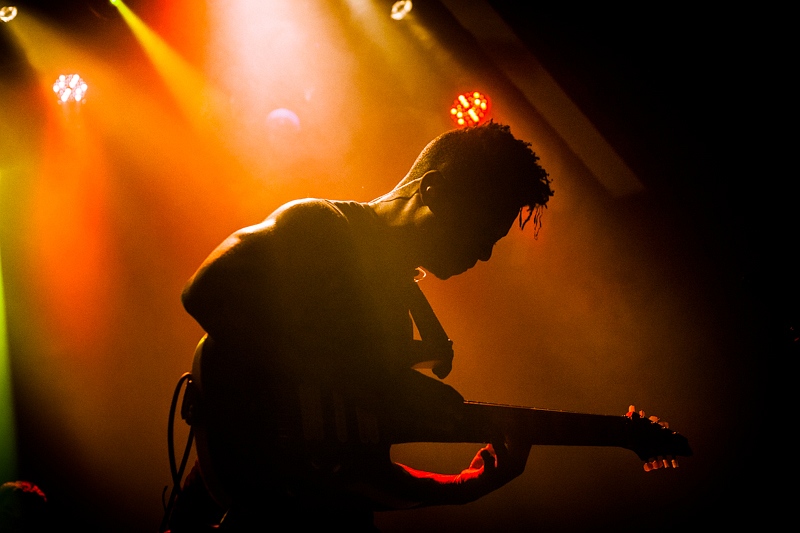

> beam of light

[
  {"left": 3, "top": 10, "right": 117, "bottom": 353},
  {"left": 29, "top": 106, "right": 115, "bottom": 355},
  {"left": 0, "top": 6, "right": 258, "bottom": 523},
  {"left": 0, "top": 8, "right": 110, "bottom": 486},
  {"left": 4, "top": 4, "right": 239, "bottom": 201},
  {"left": 3, "top": 7, "right": 105, "bottom": 102},
  {"left": 0, "top": 230, "right": 17, "bottom": 484},
  {"left": 112, "top": 0, "right": 223, "bottom": 133}
]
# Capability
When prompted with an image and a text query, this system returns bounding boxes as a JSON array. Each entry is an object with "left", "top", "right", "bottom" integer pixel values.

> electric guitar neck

[{"left": 382, "top": 400, "right": 693, "bottom": 470}]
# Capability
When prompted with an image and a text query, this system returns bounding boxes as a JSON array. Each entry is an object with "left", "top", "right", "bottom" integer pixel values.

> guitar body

[{"left": 185, "top": 336, "right": 315, "bottom": 508}]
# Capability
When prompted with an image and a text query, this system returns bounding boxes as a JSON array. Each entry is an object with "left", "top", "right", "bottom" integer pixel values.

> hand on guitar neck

[{"left": 452, "top": 435, "right": 531, "bottom": 499}]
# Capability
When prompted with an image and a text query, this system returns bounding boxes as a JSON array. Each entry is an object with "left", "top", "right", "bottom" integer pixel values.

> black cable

[{"left": 160, "top": 372, "right": 195, "bottom": 533}]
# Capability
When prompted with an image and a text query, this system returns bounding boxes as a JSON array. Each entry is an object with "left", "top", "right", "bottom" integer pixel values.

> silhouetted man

[{"left": 174, "top": 122, "right": 554, "bottom": 531}]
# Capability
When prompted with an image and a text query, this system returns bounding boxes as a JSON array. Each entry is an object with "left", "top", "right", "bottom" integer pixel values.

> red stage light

[{"left": 450, "top": 91, "right": 490, "bottom": 127}]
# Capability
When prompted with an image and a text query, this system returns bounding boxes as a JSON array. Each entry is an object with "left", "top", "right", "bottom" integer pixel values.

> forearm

[
  {"left": 391, "top": 462, "right": 487, "bottom": 507},
  {"left": 376, "top": 441, "right": 529, "bottom": 509},
  {"left": 342, "top": 461, "right": 478, "bottom": 511}
]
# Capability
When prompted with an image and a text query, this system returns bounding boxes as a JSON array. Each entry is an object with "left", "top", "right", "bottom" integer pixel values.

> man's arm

[
  {"left": 343, "top": 369, "right": 532, "bottom": 509},
  {"left": 343, "top": 438, "right": 531, "bottom": 510},
  {"left": 394, "top": 438, "right": 531, "bottom": 506}
]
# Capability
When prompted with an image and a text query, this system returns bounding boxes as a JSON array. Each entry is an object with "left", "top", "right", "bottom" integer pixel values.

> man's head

[
  {"left": 393, "top": 122, "right": 553, "bottom": 279},
  {"left": 403, "top": 121, "right": 553, "bottom": 234}
]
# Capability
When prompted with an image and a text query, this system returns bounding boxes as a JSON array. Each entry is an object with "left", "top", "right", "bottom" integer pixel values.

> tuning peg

[
  {"left": 644, "top": 458, "right": 680, "bottom": 471},
  {"left": 647, "top": 414, "right": 670, "bottom": 428}
]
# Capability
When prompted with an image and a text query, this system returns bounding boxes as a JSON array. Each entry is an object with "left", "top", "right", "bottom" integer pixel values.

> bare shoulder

[
  {"left": 232, "top": 198, "right": 348, "bottom": 242},
  {"left": 272, "top": 198, "right": 345, "bottom": 220},
  {"left": 229, "top": 199, "right": 356, "bottom": 273},
  {"left": 181, "top": 198, "right": 354, "bottom": 332}
]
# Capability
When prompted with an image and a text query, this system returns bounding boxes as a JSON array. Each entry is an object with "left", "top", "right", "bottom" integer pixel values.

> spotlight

[
  {"left": 53, "top": 74, "right": 89, "bottom": 103},
  {"left": 0, "top": 6, "right": 17, "bottom": 22},
  {"left": 390, "top": 0, "right": 412, "bottom": 21},
  {"left": 450, "top": 91, "right": 490, "bottom": 127}
]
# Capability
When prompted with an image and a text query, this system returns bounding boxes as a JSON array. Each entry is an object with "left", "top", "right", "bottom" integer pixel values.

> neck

[{"left": 366, "top": 184, "right": 429, "bottom": 274}]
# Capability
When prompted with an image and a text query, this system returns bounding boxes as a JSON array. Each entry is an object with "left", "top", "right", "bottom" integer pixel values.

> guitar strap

[{"left": 406, "top": 279, "right": 454, "bottom": 379}]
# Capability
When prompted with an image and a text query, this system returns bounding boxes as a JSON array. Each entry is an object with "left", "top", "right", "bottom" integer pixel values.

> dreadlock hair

[{"left": 403, "top": 121, "right": 554, "bottom": 236}]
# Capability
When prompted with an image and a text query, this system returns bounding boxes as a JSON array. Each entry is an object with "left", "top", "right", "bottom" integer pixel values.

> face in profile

[{"left": 420, "top": 196, "right": 519, "bottom": 280}]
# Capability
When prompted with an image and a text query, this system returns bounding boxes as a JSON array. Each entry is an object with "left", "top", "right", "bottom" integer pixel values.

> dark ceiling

[{"left": 474, "top": 3, "right": 793, "bottom": 357}]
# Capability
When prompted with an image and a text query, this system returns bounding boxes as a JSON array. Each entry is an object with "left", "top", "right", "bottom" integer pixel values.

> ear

[{"left": 418, "top": 170, "right": 447, "bottom": 211}]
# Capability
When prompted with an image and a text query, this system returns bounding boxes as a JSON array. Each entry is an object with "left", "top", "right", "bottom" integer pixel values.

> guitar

[{"left": 183, "top": 336, "right": 693, "bottom": 509}]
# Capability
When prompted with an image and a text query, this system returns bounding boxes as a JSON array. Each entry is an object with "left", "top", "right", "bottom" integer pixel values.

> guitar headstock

[{"left": 624, "top": 405, "right": 692, "bottom": 471}]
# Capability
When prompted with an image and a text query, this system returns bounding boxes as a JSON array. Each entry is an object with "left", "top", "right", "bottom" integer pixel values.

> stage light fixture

[
  {"left": 0, "top": 6, "right": 17, "bottom": 22},
  {"left": 450, "top": 91, "right": 490, "bottom": 127},
  {"left": 53, "top": 74, "right": 89, "bottom": 103},
  {"left": 390, "top": 0, "right": 412, "bottom": 21}
]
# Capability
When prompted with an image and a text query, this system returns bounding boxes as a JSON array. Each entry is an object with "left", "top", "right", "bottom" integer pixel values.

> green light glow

[{"left": 0, "top": 200, "right": 17, "bottom": 483}]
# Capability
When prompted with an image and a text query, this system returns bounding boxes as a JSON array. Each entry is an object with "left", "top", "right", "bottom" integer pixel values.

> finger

[
  {"left": 490, "top": 439, "right": 509, "bottom": 464},
  {"left": 494, "top": 437, "right": 530, "bottom": 478},
  {"left": 485, "top": 443, "right": 499, "bottom": 464},
  {"left": 494, "top": 438, "right": 509, "bottom": 454}
]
